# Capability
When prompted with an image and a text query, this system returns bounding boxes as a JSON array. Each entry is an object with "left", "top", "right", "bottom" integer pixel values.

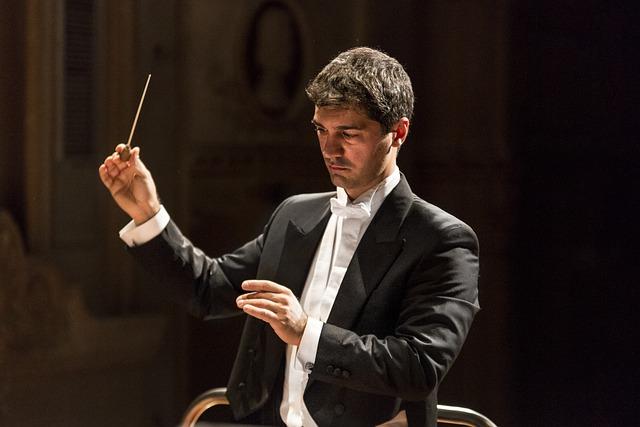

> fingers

[
  {"left": 129, "top": 146, "right": 149, "bottom": 173},
  {"left": 100, "top": 146, "right": 144, "bottom": 178},
  {"left": 237, "top": 297, "right": 283, "bottom": 318},
  {"left": 242, "top": 280, "right": 291, "bottom": 295},
  {"left": 237, "top": 280, "right": 307, "bottom": 346},
  {"left": 100, "top": 150, "right": 127, "bottom": 183},
  {"left": 236, "top": 282, "right": 292, "bottom": 318},
  {"left": 240, "top": 304, "right": 279, "bottom": 324},
  {"left": 98, "top": 162, "right": 114, "bottom": 182},
  {"left": 99, "top": 146, "right": 134, "bottom": 193},
  {"left": 104, "top": 155, "right": 121, "bottom": 177},
  {"left": 98, "top": 164, "right": 112, "bottom": 187},
  {"left": 130, "top": 146, "right": 140, "bottom": 162},
  {"left": 237, "top": 291, "right": 286, "bottom": 304}
]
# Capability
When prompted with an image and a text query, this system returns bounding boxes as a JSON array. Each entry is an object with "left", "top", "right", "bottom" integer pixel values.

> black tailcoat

[{"left": 129, "top": 175, "right": 480, "bottom": 427}]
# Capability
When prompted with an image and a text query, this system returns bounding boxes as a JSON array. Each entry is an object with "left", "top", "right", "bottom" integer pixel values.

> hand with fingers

[
  {"left": 236, "top": 280, "right": 308, "bottom": 346},
  {"left": 98, "top": 144, "right": 161, "bottom": 225}
]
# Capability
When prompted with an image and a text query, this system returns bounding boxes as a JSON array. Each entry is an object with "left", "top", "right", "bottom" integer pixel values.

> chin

[{"left": 328, "top": 174, "right": 347, "bottom": 188}]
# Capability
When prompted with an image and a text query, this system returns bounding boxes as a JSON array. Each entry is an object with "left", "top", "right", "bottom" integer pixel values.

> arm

[
  {"left": 309, "top": 223, "right": 480, "bottom": 401},
  {"left": 98, "top": 144, "right": 161, "bottom": 225},
  {"left": 98, "top": 144, "right": 264, "bottom": 319},
  {"left": 128, "top": 219, "right": 265, "bottom": 319}
]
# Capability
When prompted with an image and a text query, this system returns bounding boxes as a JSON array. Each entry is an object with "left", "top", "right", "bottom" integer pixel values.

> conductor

[{"left": 99, "top": 47, "right": 480, "bottom": 427}]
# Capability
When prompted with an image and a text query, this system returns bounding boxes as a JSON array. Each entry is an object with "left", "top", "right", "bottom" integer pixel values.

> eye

[
  {"left": 341, "top": 131, "right": 356, "bottom": 139},
  {"left": 314, "top": 126, "right": 327, "bottom": 135}
]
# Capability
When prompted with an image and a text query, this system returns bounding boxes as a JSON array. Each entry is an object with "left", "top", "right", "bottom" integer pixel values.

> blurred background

[{"left": 0, "top": 1, "right": 637, "bottom": 426}]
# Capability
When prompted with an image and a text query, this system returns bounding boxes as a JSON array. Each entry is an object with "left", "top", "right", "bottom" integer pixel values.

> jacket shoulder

[
  {"left": 275, "top": 191, "right": 334, "bottom": 216},
  {"left": 281, "top": 191, "right": 335, "bottom": 205},
  {"left": 408, "top": 196, "right": 478, "bottom": 245}
]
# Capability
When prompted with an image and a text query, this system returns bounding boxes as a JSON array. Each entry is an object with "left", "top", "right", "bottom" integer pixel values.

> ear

[{"left": 391, "top": 117, "right": 410, "bottom": 148}]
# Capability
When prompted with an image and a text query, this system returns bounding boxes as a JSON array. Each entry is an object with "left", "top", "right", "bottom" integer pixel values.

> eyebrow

[{"left": 310, "top": 119, "right": 364, "bottom": 130}]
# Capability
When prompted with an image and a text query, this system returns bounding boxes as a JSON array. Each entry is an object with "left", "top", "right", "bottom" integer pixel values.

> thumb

[
  {"left": 130, "top": 146, "right": 141, "bottom": 164},
  {"left": 129, "top": 146, "right": 148, "bottom": 174}
]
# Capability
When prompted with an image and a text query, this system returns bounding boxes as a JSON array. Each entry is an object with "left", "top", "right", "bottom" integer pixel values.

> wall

[
  {"left": 0, "top": 0, "right": 25, "bottom": 230},
  {"left": 510, "top": 2, "right": 638, "bottom": 425},
  {"left": 171, "top": 1, "right": 513, "bottom": 424},
  {"left": 11, "top": 0, "right": 627, "bottom": 425}
]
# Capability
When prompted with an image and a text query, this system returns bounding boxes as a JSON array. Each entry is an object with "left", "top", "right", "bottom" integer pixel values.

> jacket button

[
  {"left": 326, "top": 365, "right": 334, "bottom": 374},
  {"left": 333, "top": 367, "right": 342, "bottom": 377},
  {"left": 237, "top": 382, "right": 246, "bottom": 390},
  {"left": 334, "top": 403, "right": 345, "bottom": 416},
  {"left": 341, "top": 370, "right": 350, "bottom": 379},
  {"left": 304, "top": 362, "right": 314, "bottom": 371}
]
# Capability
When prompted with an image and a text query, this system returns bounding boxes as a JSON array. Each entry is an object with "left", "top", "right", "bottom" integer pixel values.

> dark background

[
  {"left": 509, "top": 2, "right": 638, "bottom": 425},
  {"left": 0, "top": 1, "right": 637, "bottom": 426}
]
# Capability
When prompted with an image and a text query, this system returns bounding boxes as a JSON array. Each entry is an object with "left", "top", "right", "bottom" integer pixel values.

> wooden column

[{"left": 24, "top": 0, "right": 63, "bottom": 254}]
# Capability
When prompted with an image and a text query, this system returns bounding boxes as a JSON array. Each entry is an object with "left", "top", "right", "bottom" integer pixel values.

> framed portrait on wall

[{"left": 243, "top": 0, "right": 307, "bottom": 120}]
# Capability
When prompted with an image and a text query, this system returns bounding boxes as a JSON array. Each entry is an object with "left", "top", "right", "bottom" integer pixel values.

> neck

[{"left": 344, "top": 166, "right": 398, "bottom": 201}]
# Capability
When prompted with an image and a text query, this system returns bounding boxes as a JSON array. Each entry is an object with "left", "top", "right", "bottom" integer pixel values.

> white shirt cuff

[
  {"left": 295, "top": 317, "right": 323, "bottom": 372},
  {"left": 118, "top": 205, "right": 170, "bottom": 247}
]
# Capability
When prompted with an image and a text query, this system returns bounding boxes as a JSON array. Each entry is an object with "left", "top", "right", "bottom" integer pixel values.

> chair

[{"left": 181, "top": 387, "right": 498, "bottom": 427}]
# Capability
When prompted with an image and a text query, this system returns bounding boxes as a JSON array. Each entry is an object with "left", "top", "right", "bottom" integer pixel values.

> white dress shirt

[
  {"left": 119, "top": 168, "right": 401, "bottom": 426},
  {"left": 280, "top": 168, "right": 400, "bottom": 427}
]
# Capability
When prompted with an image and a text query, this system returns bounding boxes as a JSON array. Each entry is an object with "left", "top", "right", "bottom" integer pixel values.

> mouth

[{"left": 327, "top": 162, "right": 349, "bottom": 172}]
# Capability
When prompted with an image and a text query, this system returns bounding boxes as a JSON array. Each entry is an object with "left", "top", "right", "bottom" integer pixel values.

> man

[{"left": 99, "top": 47, "right": 479, "bottom": 427}]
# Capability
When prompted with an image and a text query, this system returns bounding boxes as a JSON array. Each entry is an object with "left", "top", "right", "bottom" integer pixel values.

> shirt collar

[{"left": 335, "top": 167, "right": 401, "bottom": 219}]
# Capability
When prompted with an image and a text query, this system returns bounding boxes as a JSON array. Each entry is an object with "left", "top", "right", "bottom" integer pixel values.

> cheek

[
  {"left": 370, "top": 143, "right": 390, "bottom": 163},
  {"left": 343, "top": 140, "right": 386, "bottom": 168},
  {"left": 344, "top": 147, "right": 367, "bottom": 166}
]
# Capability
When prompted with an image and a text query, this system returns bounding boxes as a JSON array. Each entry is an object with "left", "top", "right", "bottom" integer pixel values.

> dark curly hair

[{"left": 306, "top": 47, "right": 414, "bottom": 132}]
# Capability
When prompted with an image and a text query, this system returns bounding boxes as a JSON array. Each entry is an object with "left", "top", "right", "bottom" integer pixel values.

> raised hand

[
  {"left": 98, "top": 144, "right": 160, "bottom": 225},
  {"left": 236, "top": 280, "right": 308, "bottom": 346}
]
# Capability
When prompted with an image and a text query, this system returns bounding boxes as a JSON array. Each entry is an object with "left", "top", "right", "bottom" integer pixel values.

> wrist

[
  {"left": 295, "top": 314, "right": 309, "bottom": 346},
  {"left": 133, "top": 201, "right": 161, "bottom": 226}
]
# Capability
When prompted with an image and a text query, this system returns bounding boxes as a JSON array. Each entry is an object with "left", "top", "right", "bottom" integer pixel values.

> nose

[{"left": 320, "top": 133, "right": 342, "bottom": 158}]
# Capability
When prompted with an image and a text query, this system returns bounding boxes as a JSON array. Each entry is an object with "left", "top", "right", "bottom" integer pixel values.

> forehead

[{"left": 312, "top": 106, "right": 380, "bottom": 130}]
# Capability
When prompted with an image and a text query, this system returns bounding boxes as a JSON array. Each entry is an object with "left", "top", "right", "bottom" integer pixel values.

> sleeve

[
  {"left": 119, "top": 205, "right": 170, "bottom": 247},
  {"left": 296, "top": 317, "right": 323, "bottom": 371},
  {"left": 126, "top": 219, "right": 262, "bottom": 319},
  {"left": 309, "top": 223, "right": 480, "bottom": 401},
  {"left": 125, "top": 200, "right": 289, "bottom": 320}
]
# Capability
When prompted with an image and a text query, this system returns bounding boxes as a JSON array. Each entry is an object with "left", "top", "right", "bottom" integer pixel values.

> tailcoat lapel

[
  {"left": 222, "top": 197, "right": 332, "bottom": 420},
  {"left": 327, "top": 176, "right": 413, "bottom": 329},
  {"left": 259, "top": 199, "right": 332, "bottom": 397},
  {"left": 274, "top": 203, "right": 331, "bottom": 298}
]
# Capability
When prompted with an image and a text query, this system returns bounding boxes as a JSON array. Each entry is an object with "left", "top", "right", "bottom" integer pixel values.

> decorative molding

[
  {"left": 234, "top": 0, "right": 313, "bottom": 123},
  {"left": 0, "top": 209, "right": 165, "bottom": 365},
  {"left": 24, "top": 0, "right": 64, "bottom": 253},
  {"left": 96, "top": 0, "right": 138, "bottom": 312}
]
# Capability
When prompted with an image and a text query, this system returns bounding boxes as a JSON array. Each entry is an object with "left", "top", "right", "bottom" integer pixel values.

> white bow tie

[{"left": 330, "top": 197, "right": 371, "bottom": 220}]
